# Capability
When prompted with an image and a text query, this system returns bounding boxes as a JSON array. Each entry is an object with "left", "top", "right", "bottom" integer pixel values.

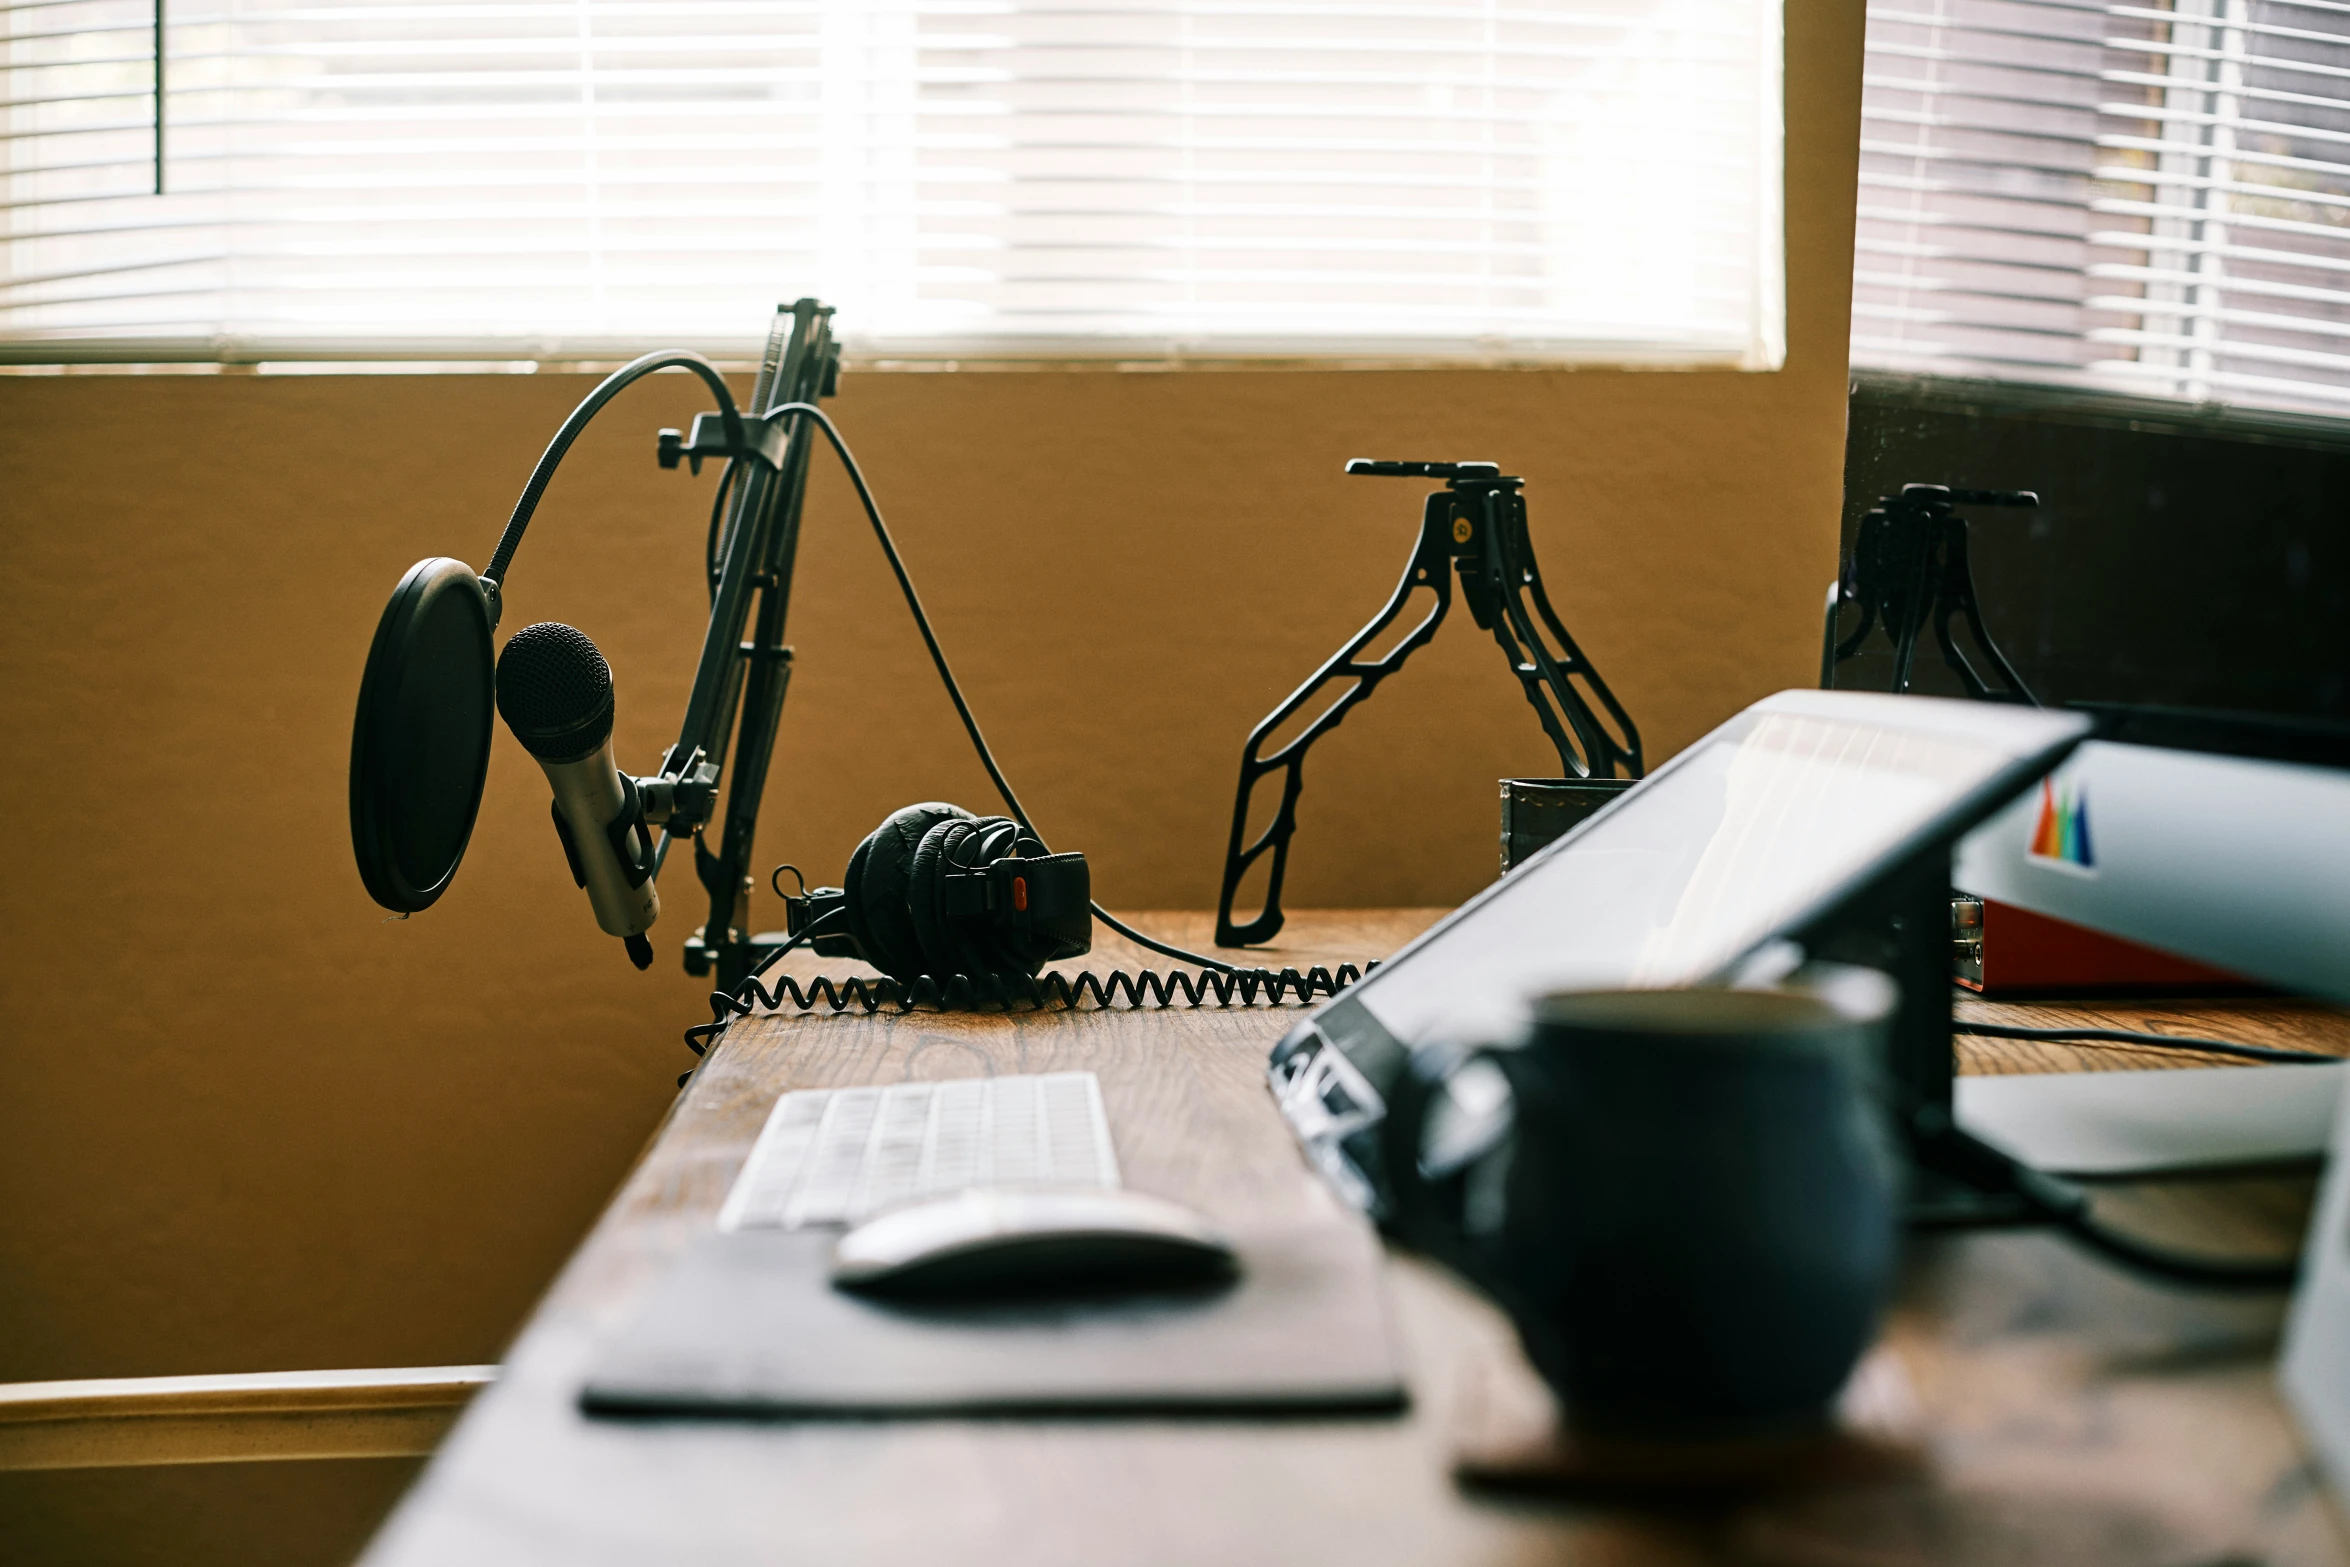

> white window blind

[
  {"left": 0, "top": 1, "right": 1784, "bottom": 365},
  {"left": 1855, "top": 0, "right": 2350, "bottom": 417}
]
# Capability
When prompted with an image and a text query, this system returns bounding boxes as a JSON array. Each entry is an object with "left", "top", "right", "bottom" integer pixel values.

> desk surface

[{"left": 362, "top": 910, "right": 2350, "bottom": 1567}]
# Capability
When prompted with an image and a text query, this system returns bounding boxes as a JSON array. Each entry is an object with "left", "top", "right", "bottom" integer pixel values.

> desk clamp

[{"left": 1214, "top": 460, "right": 1643, "bottom": 947}]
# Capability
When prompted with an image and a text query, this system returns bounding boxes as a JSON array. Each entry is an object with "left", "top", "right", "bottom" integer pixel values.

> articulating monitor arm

[
  {"left": 1824, "top": 484, "right": 2040, "bottom": 705},
  {"left": 1214, "top": 460, "right": 1643, "bottom": 948}
]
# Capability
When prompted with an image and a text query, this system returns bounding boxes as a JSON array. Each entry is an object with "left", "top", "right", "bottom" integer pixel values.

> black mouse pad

[{"left": 579, "top": 1217, "right": 1405, "bottom": 1418}]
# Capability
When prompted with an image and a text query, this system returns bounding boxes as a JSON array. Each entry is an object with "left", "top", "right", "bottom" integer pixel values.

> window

[
  {"left": 1, "top": 0, "right": 1784, "bottom": 366},
  {"left": 1854, "top": 0, "right": 2350, "bottom": 418}
]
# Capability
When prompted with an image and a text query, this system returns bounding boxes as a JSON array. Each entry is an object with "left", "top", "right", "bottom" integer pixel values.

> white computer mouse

[{"left": 829, "top": 1187, "right": 1237, "bottom": 1299}]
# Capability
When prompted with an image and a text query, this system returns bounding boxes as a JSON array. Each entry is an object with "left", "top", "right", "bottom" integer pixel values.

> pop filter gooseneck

[
  {"left": 479, "top": 352, "right": 746, "bottom": 609},
  {"left": 350, "top": 351, "right": 744, "bottom": 914}
]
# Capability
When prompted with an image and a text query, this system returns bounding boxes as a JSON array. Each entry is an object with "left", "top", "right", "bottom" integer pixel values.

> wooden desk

[{"left": 362, "top": 911, "right": 2350, "bottom": 1567}]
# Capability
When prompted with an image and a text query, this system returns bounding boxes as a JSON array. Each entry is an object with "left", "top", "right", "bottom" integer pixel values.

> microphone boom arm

[{"left": 642, "top": 300, "right": 841, "bottom": 990}]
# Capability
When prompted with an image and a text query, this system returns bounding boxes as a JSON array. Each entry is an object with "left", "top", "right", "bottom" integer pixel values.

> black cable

[
  {"left": 765, "top": 399, "right": 1246, "bottom": 976},
  {"left": 682, "top": 913, "right": 1365, "bottom": 1085},
  {"left": 2052, "top": 1203, "right": 2300, "bottom": 1290},
  {"left": 729, "top": 964, "right": 1365, "bottom": 1018},
  {"left": 1954, "top": 1020, "right": 2334, "bottom": 1066},
  {"left": 1946, "top": 1022, "right": 2324, "bottom": 1285},
  {"left": 1946, "top": 1023, "right": 2327, "bottom": 1286},
  {"left": 676, "top": 908, "right": 839, "bottom": 1085},
  {"left": 1087, "top": 906, "right": 1245, "bottom": 972},
  {"left": 1914, "top": 1115, "right": 2300, "bottom": 1291},
  {"left": 703, "top": 457, "right": 741, "bottom": 600}
]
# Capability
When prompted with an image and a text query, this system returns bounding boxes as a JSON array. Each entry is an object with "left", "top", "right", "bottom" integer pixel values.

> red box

[{"left": 1954, "top": 897, "right": 2255, "bottom": 997}]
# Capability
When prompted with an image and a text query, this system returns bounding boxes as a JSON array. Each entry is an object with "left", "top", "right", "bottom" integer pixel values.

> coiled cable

[
  {"left": 672, "top": 400, "right": 1373, "bottom": 1080},
  {"left": 684, "top": 962, "right": 1367, "bottom": 1073},
  {"left": 680, "top": 906, "right": 1370, "bottom": 1084}
]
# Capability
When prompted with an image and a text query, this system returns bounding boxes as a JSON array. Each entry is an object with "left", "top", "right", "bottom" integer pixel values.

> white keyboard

[{"left": 718, "top": 1072, "right": 1121, "bottom": 1232}]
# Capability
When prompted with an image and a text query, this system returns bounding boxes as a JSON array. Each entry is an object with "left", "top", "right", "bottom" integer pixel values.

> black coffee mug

[{"left": 1384, "top": 975, "right": 1901, "bottom": 1439}]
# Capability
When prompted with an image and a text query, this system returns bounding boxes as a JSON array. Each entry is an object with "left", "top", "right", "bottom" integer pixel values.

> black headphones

[{"left": 786, "top": 803, "right": 1093, "bottom": 983}]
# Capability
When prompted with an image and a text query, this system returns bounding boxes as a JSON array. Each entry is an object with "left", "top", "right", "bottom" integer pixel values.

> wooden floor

[{"left": 360, "top": 910, "right": 2350, "bottom": 1567}]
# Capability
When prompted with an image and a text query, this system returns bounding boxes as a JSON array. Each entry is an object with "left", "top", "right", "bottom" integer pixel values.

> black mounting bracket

[
  {"left": 658, "top": 410, "right": 792, "bottom": 476},
  {"left": 1824, "top": 484, "right": 2040, "bottom": 704},
  {"left": 1214, "top": 459, "right": 1643, "bottom": 948},
  {"left": 636, "top": 745, "right": 719, "bottom": 834}
]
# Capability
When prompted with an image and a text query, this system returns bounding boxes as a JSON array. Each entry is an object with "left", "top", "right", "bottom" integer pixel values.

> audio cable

[
  {"left": 677, "top": 910, "right": 833, "bottom": 1086},
  {"left": 1911, "top": 1108, "right": 2302, "bottom": 1291},
  {"left": 680, "top": 908, "right": 1369, "bottom": 1085},
  {"left": 758, "top": 398, "right": 1257, "bottom": 976},
  {"left": 1942, "top": 1020, "right": 2332, "bottom": 1288},
  {"left": 1953, "top": 1019, "right": 2335, "bottom": 1066},
  {"left": 675, "top": 398, "right": 1375, "bottom": 1084}
]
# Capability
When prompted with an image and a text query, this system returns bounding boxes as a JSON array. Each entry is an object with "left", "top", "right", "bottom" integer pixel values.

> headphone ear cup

[
  {"left": 909, "top": 815, "right": 1053, "bottom": 980},
  {"left": 907, "top": 818, "right": 977, "bottom": 978},
  {"left": 958, "top": 819, "right": 1035, "bottom": 976},
  {"left": 844, "top": 802, "right": 971, "bottom": 980},
  {"left": 840, "top": 831, "right": 883, "bottom": 968}
]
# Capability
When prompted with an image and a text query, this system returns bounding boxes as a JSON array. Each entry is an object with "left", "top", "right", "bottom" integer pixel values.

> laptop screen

[
  {"left": 1272, "top": 690, "right": 2091, "bottom": 1213},
  {"left": 1354, "top": 695, "right": 2078, "bottom": 1046}
]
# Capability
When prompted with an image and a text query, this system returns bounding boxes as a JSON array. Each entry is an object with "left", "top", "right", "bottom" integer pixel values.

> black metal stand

[
  {"left": 1802, "top": 845, "right": 2034, "bottom": 1228},
  {"left": 630, "top": 300, "right": 840, "bottom": 993},
  {"left": 1813, "top": 482, "right": 2051, "bottom": 1222},
  {"left": 1215, "top": 461, "right": 1642, "bottom": 947},
  {"left": 1824, "top": 483, "right": 2040, "bottom": 704}
]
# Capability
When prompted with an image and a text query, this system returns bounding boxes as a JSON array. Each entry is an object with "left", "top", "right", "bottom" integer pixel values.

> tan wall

[{"left": 0, "top": 1, "right": 1860, "bottom": 1556}]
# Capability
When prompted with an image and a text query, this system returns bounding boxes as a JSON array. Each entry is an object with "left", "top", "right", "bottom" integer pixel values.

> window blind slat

[
  {"left": 2092, "top": 262, "right": 2350, "bottom": 304},
  {"left": 2089, "top": 295, "right": 2350, "bottom": 334},
  {"left": 1857, "top": 42, "right": 2107, "bottom": 80},
  {"left": 2123, "top": 35, "right": 2350, "bottom": 82},
  {"left": 2106, "top": 2, "right": 2345, "bottom": 46},
  {"left": 2096, "top": 167, "right": 2350, "bottom": 210}
]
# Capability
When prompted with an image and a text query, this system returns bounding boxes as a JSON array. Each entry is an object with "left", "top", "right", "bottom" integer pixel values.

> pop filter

[{"left": 351, "top": 557, "right": 497, "bottom": 912}]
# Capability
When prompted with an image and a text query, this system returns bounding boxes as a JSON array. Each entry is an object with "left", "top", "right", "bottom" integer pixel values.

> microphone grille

[{"left": 495, "top": 622, "right": 616, "bottom": 762}]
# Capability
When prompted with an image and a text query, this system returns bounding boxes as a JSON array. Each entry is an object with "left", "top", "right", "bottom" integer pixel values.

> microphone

[{"left": 494, "top": 622, "right": 659, "bottom": 969}]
